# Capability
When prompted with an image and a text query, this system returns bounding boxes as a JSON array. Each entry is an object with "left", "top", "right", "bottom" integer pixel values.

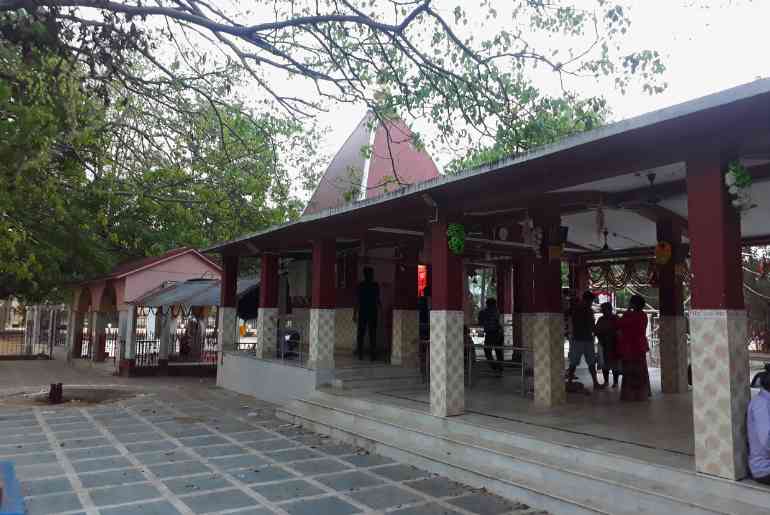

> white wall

[{"left": 220, "top": 352, "right": 320, "bottom": 404}]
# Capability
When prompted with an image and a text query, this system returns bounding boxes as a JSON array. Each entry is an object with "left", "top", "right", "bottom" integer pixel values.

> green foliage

[
  {"left": 447, "top": 224, "right": 466, "bottom": 255},
  {"left": 0, "top": 14, "right": 312, "bottom": 301},
  {"left": 728, "top": 161, "right": 752, "bottom": 188},
  {"left": 446, "top": 94, "right": 608, "bottom": 173}
]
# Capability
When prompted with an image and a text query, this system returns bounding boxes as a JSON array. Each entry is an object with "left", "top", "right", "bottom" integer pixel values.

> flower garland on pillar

[
  {"left": 447, "top": 223, "right": 466, "bottom": 255},
  {"left": 521, "top": 216, "right": 543, "bottom": 259},
  {"left": 725, "top": 161, "right": 754, "bottom": 212}
]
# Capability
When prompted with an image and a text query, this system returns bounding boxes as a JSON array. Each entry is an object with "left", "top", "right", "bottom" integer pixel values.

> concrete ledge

[
  {"left": 220, "top": 352, "right": 321, "bottom": 404},
  {"left": 0, "top": 461, "right": 24, "bottom": 515}
]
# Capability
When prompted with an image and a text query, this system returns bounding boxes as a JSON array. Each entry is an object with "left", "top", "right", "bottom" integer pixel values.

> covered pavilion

[
  {"left": 206, "top": 79, "right": 770, "bottom": 492},
  {"left": 66, "top": 247, "right": 221, "bottom": 374},
  {"left": 128, "top": 276, "right": 259, "bottom": 375}
]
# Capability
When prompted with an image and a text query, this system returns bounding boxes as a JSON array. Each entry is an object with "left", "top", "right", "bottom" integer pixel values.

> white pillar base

[
  {"left": 255, "top": 307, "right": 278, "bottom": 359},
  {"left": 659, "top": 315, "right": 689, "bottom": 394},
  {"left": 391, "top": 309, "right": 419, "bottom": 367},
  {"left": 308, "top": 308, "right": 335, "bottom": 370},
  {"left": 502, "top": 313, "right": 513, "bottom": 346},
  {"left": 429, "top": 310, "right": 464, "bottom": 417},
  {"left": 690, "top": 309, "right": 750, "bottom": 480},
  {"left": 216, "top": 306, "right": 238, "bottom": 386},
  {"left": 334, "top": 308, "right": 356, "bottom": 352},
  {"left": 522, "top": 312, "right": 566, "bottom": 408}
]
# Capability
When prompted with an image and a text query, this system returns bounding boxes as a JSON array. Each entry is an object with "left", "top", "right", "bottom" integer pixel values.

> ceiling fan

[{"left": 615, "top": 172, "right": 661, "bottom": 208}]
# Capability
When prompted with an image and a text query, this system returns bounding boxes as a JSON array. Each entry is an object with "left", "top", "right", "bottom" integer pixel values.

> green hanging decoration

[{"left": 447, "top": 223, "right": 466, "bottom": 255}]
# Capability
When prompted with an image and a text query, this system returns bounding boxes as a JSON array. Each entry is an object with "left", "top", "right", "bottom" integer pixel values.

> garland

[
  {"left": 447, "top": 223, "right": 465, "bottom": 255},
  {"left": 725, "top": 161, "right": 753, "bottom": 211}
]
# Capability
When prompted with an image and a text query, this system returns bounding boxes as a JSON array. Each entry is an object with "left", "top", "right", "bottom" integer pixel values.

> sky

[{"left": 304, "top": 0, "right": 770, "bottom": 176}]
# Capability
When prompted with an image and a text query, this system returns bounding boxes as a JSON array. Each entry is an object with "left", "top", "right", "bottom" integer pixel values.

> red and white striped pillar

[
  {"left": 216, "top": 255, "right": 239, "bottom": 386},
  {"left": 308, "top": 239, "right": 336, "bottom": 370},
  {"left": 429, "top": 220, "right": 465, "bottom": 417},
  {"left": 687, "top": 153, "right": 749, "bottom": 480},
  {"left": 520, "top": 210, "right": 565, "bottom": 408},
  {"left": 255, "top": 254, "right": 279, "bottom": 359}
]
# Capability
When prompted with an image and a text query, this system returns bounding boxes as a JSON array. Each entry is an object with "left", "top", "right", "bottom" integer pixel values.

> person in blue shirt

[{"left": 748, "top": 370, "right": 770, "bottom": 485}]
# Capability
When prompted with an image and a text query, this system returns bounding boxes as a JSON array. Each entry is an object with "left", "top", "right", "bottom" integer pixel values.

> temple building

[{"left": 197, "top": 82, "right": 770, "bottom": 512}]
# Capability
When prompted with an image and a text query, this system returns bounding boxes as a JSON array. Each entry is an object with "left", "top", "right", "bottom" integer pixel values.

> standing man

[
  {"left": 748, "top": 370, "right": 770, "bottom": 485},
  {"left": 354, "top": 267, "right": 381, "bottom": 361},
  {"left": 566, "top": 291, "right": 601, "bottom": 390},
  {"left": 478, "top": 298, "right": 504, "bottom": 372}
]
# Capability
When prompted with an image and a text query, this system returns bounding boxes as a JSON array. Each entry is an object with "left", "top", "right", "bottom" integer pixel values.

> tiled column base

[
  {"left": 292, "top": 308, "right": 310, "bottom": 346},
  {"left": 308, "top": 308, "right": 335, "bottom": 370},
  {"left": 216, "top": 307, "right": 238, "bottom": 386},
  {"left": 522, "top": 313, "right": 566, "bottom": 408},
  {"left": 659, "top": 315, "right": 689, "bottom": 394},
  {"left": 391, "top": 310, "right": 419, "bottom": 367},
  {"left": 690, "top": 309, "right": 750, "bottom": 480},
  {"left": 430, "top": 310, "right": 464, "bottom": 417},
  {"left": 335, "top": 308, "right": 356, "bottom": 351},
  {"left": 254, "top": 307, "right": 278, "bottom": 359},
  {"left": 502, "top": 313, "right": 513, "bottom": 346}
]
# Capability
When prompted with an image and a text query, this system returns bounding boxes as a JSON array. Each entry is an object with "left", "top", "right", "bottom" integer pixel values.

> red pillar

[
  {"left": 496, "top": 262, "right": 512, "bottom": 315},
  {"left": 311, "top": 239, "right": 336, "bottom": 309},
  {"left": 657, "top": 221, "right": 684, "bottom": 317},
  {"left": 259, "top": 254, "right": 279, "bottom": 309},
  {"left": 529, "top": 209, "right": 563, "bottom": 313},
  {"left": 428, "top": 220, "right": 464, "bottom": 416},
  {"left": 220, "top": 255, "right": 239, "bottom": 308},
  {"left": 394, "top": 247, "right": 420, "bottom": 311},
  {"left": 309, "top": 239, "right": 336, "bottom": 369},
  {"left": 522, "top": 208, "right": 565, "bottom": 407},
  {"left": 686, "top": 153, "right": 748, "bottom": 480},
  {"left": 656, "top": 220, "right": 687, "bottom": 394},
  {"left": 431, "top": 222, "right": 463, "bottom": 312},
  {"left": 255, "top": 254, "right": 279, "bottom": 359}
]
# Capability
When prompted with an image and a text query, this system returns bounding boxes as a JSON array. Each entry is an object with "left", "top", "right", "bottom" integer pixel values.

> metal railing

[
  {"left": 0, "top": 331, "right": 25, "bottom": 356},
  {"left": 465, "top": 342, "right": 534, "bottom": 397},
  {"left": 135, "top": 337, "right": 160, "bottom": 367}
]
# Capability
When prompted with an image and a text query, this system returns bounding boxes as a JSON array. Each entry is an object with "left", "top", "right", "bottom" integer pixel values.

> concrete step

[
  {"left": 312, "top": 391, "right": 770, "bottom": 510},
  {"left": 331, "top": 375, "right": 424, "bottom": 391},
  {"left": 333, "top": 365, "right": 421, "bottom": 381},
  {"left": 276, "top": 392, "right": 770, "bottom": 515}
]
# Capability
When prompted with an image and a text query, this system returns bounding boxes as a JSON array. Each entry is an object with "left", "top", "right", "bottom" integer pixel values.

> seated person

[{"left": 748, "top": 370, "right": 770, "bottom": 485}]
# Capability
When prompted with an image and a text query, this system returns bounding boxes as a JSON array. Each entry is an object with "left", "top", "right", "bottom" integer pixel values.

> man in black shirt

[{"left": 354, "top": 267, "right": 381, "bottom": 361}]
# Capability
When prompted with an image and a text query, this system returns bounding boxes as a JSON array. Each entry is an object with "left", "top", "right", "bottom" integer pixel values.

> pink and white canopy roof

[{"left": 303, "top": 112, "right": 440, "bottom": 216}]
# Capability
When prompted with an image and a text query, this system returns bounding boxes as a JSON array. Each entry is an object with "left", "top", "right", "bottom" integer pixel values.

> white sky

[{"left": 302, "top": 0, "right": 770, "bottom": 178}]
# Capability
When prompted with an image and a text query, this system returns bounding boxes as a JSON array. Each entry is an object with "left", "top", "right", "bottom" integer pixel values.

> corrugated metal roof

[{"left": 131, "top": 278, "right": 259, "bottom": 307}]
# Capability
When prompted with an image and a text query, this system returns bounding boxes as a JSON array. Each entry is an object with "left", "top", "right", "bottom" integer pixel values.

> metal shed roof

[{"left": 131, "top": 278, "right": 259, "bottom": 307}]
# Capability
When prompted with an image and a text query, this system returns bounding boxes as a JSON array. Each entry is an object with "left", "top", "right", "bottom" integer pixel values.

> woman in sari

[{"left": 616, "top": 295, "right": 651, "bottom": 401}]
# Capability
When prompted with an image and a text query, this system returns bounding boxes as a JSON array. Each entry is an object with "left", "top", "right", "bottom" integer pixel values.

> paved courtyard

[{"left": 0, "top": 361, "right": 544, "bottom": 515}]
